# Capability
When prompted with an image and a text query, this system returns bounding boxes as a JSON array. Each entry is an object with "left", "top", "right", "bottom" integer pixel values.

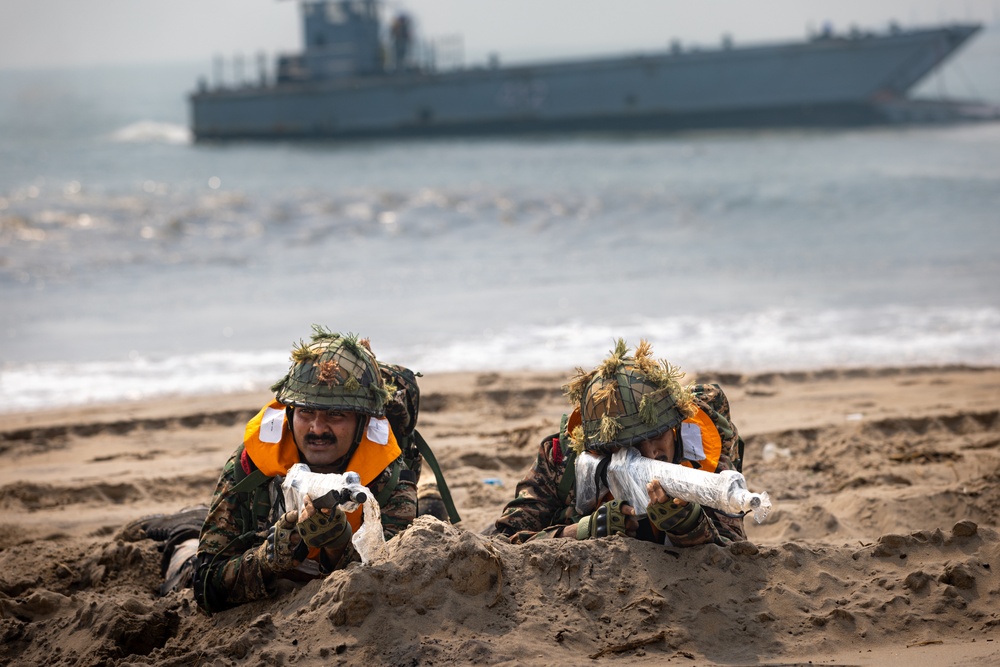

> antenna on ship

[
  {"left": 213, "top": 55, "right": 224, "bottom": 89},
  {"left": 234, "top": 53, "right": 245, "bottom": 88},
  {"left": 257, "top": 51, "right": 268, "bottom": 87}
]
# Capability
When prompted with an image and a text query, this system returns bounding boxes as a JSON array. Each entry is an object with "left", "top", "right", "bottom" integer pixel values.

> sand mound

[
  {"left": 1, "top": 367, "right": 999, "bottom": 665},
  {"left": 3, "top": 518, "right": 997, "bottom": 665}
]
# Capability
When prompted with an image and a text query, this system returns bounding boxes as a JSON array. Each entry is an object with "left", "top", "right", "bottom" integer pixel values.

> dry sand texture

[{"left": 1, "top": 366, "right": 999, "bottom": 666}]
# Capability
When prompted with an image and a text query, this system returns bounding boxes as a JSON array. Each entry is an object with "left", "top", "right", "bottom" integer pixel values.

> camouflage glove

[
  {"left": 647, "top": 499, "right": 702, "bottom": 535},
  {"left": 575, "top": 499, "right": 630, "bottom": 539},
  {"left": 297, "top": 506, "right": 353, "bottom": 551},
  {"left": 255, "top": 511, "right": 306, "bottom": 574}
]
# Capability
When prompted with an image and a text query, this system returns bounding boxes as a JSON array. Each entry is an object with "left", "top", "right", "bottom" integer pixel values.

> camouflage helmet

[
  {"left": 565, "top": 339, "right": 697, "bottom": 455},
  {"left": 271, "top": 326, "right": 394, "bottom": 417}
]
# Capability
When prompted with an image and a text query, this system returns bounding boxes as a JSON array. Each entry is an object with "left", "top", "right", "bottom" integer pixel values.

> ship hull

[{"left": 191, "top": 24, "right": 981, "bottom": 141}]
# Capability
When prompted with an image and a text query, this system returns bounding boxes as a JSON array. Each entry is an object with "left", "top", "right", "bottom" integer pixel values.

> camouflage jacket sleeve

[
  {"left": 194, "top": 451, "right": 417, "bottom": 613},
  {"left": 372, "top": 459, "right": 418, "bottom": 540},
  {"left": 494, "top": 434, "right": 580, "bottom": 544},
  {"left": 665, "top": 384, "right": 747, "bottom": 547},
  {"left": 194, "top": 448, "right": 275, "bottom": 613}
]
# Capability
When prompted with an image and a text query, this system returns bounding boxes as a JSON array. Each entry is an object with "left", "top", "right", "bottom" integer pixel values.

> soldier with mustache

[{"left": 192, "top": 327, "right": 417, "bottom": 613}]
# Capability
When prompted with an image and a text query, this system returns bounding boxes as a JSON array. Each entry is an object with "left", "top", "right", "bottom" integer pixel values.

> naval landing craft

[{"left": 190, "top": 0, "right": 990, "bottom": 141}]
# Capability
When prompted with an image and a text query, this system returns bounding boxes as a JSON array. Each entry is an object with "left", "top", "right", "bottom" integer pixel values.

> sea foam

[{"left": 2, "top": 306, "right": 996, "bottom": 413}]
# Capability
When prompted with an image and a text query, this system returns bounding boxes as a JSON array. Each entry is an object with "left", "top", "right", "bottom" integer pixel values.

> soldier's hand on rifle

[
  {"left": 575, "top": 498, "right": 638, "bottom": 539},
  {"left": 297, "top": 495, "right": 353, "bottom": 551},
  {"left": 256, "top": 510, "right": 307, "bottom": 574},
  {"left": 645, "top": 480, "right": 699, "bottom": 533}
]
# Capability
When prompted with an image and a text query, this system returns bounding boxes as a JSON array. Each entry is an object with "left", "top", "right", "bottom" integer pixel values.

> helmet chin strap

[
  {"left": 672, "top": 425, "right": 684, "bottom": 464},
  {"left": 285, "top": 406, "right": 297, "bottom": 443},
  {"left": 352, "top": 415, "right": 367, "bottom": 449}
]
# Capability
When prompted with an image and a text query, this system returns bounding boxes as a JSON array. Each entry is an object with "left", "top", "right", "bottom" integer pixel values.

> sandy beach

[{"left": 1, "top": 365, "right": 999, "bottom": 666}]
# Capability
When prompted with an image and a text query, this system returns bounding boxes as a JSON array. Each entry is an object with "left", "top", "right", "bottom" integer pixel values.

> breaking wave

[
  {"left": 2, "top": 305, "right": 996, "bottom": 413},
  {"left": 109, "top": 121, "right": 191, "bottom": 144},
  {"left": 402, "top": 305, "right": 1000, "bottom": 374}
]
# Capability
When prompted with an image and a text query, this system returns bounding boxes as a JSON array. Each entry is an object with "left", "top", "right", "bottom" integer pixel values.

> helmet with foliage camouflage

[
  {"left": 271, "top": 326, "right": 394, "bottom": 417},
  {"left": 565, "top": 339, "right": 697, "bottom": 455}
]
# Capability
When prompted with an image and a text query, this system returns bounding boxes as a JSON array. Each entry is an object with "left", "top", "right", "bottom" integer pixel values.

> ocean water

[{"left": 2, "top": 29, "right": 999, "bottom": 413}]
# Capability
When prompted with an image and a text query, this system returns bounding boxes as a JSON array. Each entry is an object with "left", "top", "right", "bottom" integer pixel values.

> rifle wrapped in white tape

[
  {"left": 609, "top": 447, "right": 771, "bottom": 522},
  {"left": 281, "top": 463, "right": 387, "bottom": 563},
  {"left": 576, "top": 448, "right": 772, "bottom": 523}
]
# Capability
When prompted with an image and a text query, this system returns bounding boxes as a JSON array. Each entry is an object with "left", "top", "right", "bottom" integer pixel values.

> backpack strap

[
  {"left": 732, "top": 436, "right": 745, "bottom": 473},
  {"left": 413, "top": 429, "right": 462, "bottom": 523}
]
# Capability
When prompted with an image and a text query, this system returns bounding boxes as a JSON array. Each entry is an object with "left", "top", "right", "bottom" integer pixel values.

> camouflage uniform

[
  {"left": 192, "top": 328, "right": 418, "bottom": 613},
  {"left": 495, "top": 384, "right": 746, "bottom": 546},
  {"left": 195, "top": 445, "right": 416, "bottom": 613}
]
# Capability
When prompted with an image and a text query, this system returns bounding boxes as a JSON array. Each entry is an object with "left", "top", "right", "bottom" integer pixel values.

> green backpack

[{"left": 379, "top": 362, "right": 460, "bottom": 523}]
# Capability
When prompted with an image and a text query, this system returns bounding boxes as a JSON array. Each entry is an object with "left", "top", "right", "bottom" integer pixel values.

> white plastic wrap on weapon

[
  {"left": 282, "top": 463, "right": 369, "bottom": 513},
  {"left": 574, "top": 452, "right": 609, "bottom": 516},
  {"left": 351, "top": 495, "right": 387, "bottom": 564},
  {"left": 281, "top": 463, "right": 387, "bottom": 564},
  {"left": 606, "top": 447, "right": 772, "bottom": 523}
]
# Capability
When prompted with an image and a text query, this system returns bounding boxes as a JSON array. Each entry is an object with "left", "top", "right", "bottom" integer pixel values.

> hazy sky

[{"left": 2, "top": 0, "right": 998, "bottom": 70}]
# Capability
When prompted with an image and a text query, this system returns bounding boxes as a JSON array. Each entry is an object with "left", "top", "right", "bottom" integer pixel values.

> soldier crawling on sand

[
  {"left": 132, "top": 326, "right": 458, "bottom": 612},
  {"left": 494, "top": 339, "right": 747, "bottom": 546}
]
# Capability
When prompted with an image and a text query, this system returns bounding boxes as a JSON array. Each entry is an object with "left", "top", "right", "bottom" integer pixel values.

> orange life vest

[
  {"left": 242, "top": 400, "right": 402, "bottom": 533},
  {"left": 678, "top": 407, "right": 723, "bottom": 473}
]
